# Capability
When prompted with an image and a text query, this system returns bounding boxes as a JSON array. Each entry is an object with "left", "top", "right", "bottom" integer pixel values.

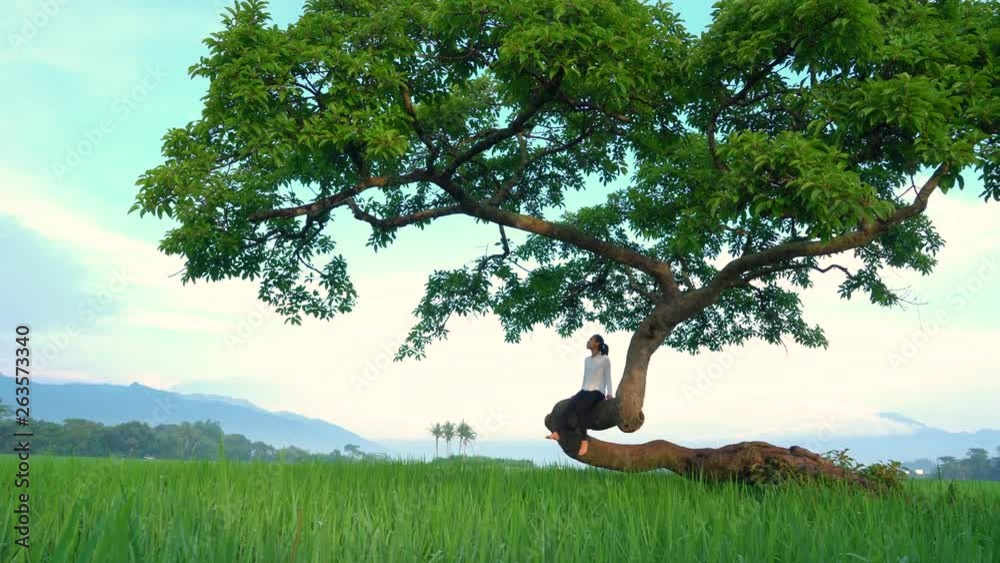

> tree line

[
  {"left": 0, "top": 410, "right": 369, "bottom": 463},
  {"left": 428, "top": 420, "right": 477, "bottom": 457},
  {"left": 904, "top": 448, "right": 1000, "bottom": 481}
]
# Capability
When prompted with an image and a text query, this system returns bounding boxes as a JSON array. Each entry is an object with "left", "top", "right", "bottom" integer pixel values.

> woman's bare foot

[
  {"left": 579, "top": 440, "right": 589, "bottom": 456},
  {"left": 545, "top": 431, "right": 559, "bottom": 440}
]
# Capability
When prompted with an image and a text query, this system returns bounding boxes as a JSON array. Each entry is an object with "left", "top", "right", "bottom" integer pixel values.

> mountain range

[
  {"left": 793, "top": 412, "right": 1000, "bottom": 464},
  {"left": 2, "top": 375, "right": 996, "bottom": 465},
  {"left": 0, "top": 375, "right": 383, "bottom": 454}
]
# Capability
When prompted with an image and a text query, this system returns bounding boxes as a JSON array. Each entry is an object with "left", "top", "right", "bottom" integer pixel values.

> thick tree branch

[
  {"left": 544, "top": 433, "right": 870, "bottom": 487},
  {"left": 434, "top": 175, "right": 681, "bottom": 299},
  {"left": 685, "top": 163, "right": 950, "bottom": 316},
  {"left": 546, "top": 302, "right": 676, "bottom": 436}
]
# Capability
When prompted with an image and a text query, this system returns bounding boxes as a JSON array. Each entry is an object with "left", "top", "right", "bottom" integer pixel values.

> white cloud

[
  {"left": 0, "top": 165, "right": 277, "bottom": 352},
  {"left": 2, "top": 2, "right": 216, "bottom": 98}
]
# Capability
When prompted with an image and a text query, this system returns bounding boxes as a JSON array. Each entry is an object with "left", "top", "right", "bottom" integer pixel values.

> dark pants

[{"left": 553, "top": 389, "right": 605, "bottom": 452}]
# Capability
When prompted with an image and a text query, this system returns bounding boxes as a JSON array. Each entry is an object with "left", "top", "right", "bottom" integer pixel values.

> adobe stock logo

[
  {"left": 350, "top": 329, "right": 412, "bottom": 395},
  {"left": 472, "top": 407, "right": 511, "bottom": 445},
  {"left": 35, "top": 270, "right": 133, "bottom": 371},
  {"left": 7, "top": 0, "right": 71, "bottom": 55},
  {"left": 887, "top": 253, "right": 1000, "bottom": 372},
  {"left": 221, "top": 301, "right": 275, "bottom": 353},
  {"left": 680, "top": 347, "right": 746, "bottom": 406},
  {"left": 50, "top": 65, "right": 166, "bottom": 180}
]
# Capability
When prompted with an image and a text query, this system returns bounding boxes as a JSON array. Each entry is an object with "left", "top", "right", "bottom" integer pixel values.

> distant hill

[
  {"left": 767, "top": 412, "right": 1000, "bottom": 464},
  {"left": 0, "top": 375, "right": 382, "bottom": 454}
]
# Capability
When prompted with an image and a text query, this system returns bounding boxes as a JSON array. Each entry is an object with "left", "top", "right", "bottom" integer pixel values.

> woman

[{"left": 545, "top": 334, "right": 613, "bottom": 456}]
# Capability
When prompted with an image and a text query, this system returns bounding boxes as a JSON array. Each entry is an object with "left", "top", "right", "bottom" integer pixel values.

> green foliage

[
  {"left": 668, "top": 281, "right": 829, "bottom": 353},
  {"left": 928, "top": 447, "right": 1000, "bottom": 481},
  {"left": 717, "top": 131, "right": 897, "bottom": 239},
  {"left": 859, "top": 459, "right": 909, "bottom": 490},
  {"left": 133, "top": 0, "right": 998, "bottom": 359},
  {"left": 0, "top": 417, "right": 349, "bottom": 463},
  {"left": 745, "top": 457, "right": 802, "bottom": 487},
  {"left": 823, "top": 448, "right": 909, "bottom": 491}
]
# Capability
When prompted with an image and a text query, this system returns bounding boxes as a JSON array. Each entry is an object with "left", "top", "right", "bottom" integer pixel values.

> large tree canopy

[{"left": 133, "top": 0, "right": 998, "bottom": 483}]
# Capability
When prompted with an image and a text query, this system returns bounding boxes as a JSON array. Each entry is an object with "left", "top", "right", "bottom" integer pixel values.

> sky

[{"left": 2, "top": 0, "right": 998, "bottom": 448}]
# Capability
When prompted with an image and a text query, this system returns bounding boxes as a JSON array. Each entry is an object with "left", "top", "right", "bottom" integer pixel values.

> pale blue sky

[{"left": 2, "top": 1, "right": 997, "bottom": 444}]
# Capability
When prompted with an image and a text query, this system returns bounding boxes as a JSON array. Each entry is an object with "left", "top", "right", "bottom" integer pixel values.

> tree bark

[
  {"left": 541, "top": 426, "right": 868, "bottom": 486},
  {"left": 545, "top": 303, "right": 868, "bottom": 487}
]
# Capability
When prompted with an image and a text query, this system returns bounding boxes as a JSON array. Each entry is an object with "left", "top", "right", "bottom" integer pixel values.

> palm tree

[
  {"left": 455, "top": 421, "right": 466, "bottom": 455},
  {"left": 441, "top": 421, "right": 456, "bottom": 457},
  {"left": 467, "top": 424, "right": 478, "bottom": 454},
  {"left": 428, "top": 422, "right": 444, "bottom": 458},
  {"left": 456, "top": 420, "right": 477, "bottom": 456}
]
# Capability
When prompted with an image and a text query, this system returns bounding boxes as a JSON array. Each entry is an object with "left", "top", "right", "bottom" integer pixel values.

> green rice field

[{"left": 1, "top": 455, "right": 997, "bottom": 562}]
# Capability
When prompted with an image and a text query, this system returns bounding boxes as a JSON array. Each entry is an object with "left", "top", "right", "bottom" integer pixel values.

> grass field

[{"left": 1, "top": 455, "right": 997, "bottom": 562}]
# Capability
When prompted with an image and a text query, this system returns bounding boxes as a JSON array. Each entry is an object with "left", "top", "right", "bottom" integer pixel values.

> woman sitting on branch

[{"left": 546, "top": 334, "right": 614, "bottom": 457}]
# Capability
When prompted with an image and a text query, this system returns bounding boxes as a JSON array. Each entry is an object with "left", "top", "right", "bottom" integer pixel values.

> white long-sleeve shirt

[{"left": 581, "top": 354, "right": 613, "bottom": 397}]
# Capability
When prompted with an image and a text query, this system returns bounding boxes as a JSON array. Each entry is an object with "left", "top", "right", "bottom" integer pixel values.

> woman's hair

[{"left": 592, "top": 334, "right": 609, "bottom": 355}]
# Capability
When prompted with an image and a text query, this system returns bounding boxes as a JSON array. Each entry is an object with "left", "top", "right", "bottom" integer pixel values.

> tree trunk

[{"left": 544, "top": 304, "right": 867, "bottom": 487}]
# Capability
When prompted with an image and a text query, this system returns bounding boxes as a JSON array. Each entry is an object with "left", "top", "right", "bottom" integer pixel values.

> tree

[
  {"left": 191, "top": 420, "right": 225, "bottom": 458},
  {"left": 455, "top": 421, "right": 468, "bottom": 455},
  {"left": 441, "top": 422, "right": 456, "bottom": 457},
  {"left": 429, "top": 422, "right": 444, "bottom": 458},
  {"left": 116, "top": 421, "right": 155, "bottom": 458},
  {"left": 250, "top": 440, "right": 276, "bottom": 461},
  {"left": 62, "top": 419, "right": 107, "bottom": 456},
  {"left": 0, "top": 399, "right": 12, "bottom": 419},
  {"left": 131, "top": 0, "right": 998, "bottom": 484},
  {"left": 964, "top": 448, "right": 991, "bottom": 480},
  {"left": 281, "top": 445, "right": 310, "bottom": 462},
  {"left": 154, "top": 424, "right": 184, "bottom": 459},
  {"left": 456, "top": 420, "right": 477, "bottom": 456},
  {"left": 176, "top": 422, "right": 214, "bottom": 460},
  {"left": 344, "top": 443, "right": 361, "bottom": 458},
  {"left": 223, "top": 432, "right": 254, "bottom": 461},
  {"left": 936, "top": 456, "right": 961, "bottom": 479}
]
